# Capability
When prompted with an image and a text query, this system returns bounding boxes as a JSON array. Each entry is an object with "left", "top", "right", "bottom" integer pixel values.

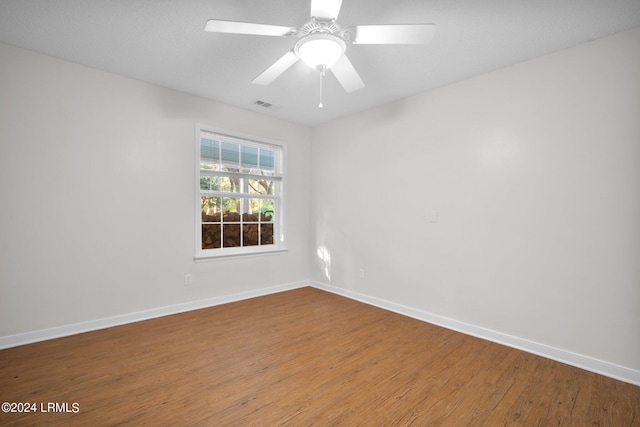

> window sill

[{"left": 194, "top": 247, "right": 288, "bottom": 262}]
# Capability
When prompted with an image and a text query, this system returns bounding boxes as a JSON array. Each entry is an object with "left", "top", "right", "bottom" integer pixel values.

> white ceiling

[{"left": 1, "top": 0, "right": 639, "bottom": 126}]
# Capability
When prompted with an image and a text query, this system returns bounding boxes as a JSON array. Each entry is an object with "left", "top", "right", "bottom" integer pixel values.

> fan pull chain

[{"left": 318, "top": 66, "right": 326, "bottom": 109}]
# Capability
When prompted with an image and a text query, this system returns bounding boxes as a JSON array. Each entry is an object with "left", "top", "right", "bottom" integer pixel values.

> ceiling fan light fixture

[
  {"left": 295, "top": 33, "right": 346, "bottom": 69},
  {"left": 205, "top": 0, "right": 437, "bottom": 95}
]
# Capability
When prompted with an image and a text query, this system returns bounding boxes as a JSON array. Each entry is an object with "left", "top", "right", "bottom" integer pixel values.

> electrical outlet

[
  {"left": 184, "top": 274, "right": 192, "bottom": 286},
  {"left": 359, "top": 269, "right": 365, "bottom": 279}
]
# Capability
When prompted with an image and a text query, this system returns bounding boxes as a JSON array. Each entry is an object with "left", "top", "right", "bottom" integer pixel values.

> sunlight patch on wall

[{"left": 317, "top": 246, "right": 332, "bottom": 282}]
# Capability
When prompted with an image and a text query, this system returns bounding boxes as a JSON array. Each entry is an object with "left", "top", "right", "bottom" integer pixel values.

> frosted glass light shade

[{"left": 295, "top": 33, "right": 346, "bottom": 69}]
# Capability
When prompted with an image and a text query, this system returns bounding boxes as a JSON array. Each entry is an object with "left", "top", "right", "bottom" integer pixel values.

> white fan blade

[
  {"left": 330, "top": 54, "right": 364, "bottom": 93},
  {"left": 204, "top": 19, "right": 294, "bottom": 37},
  {"left": 252, "top": 51, "right": 300, "bottom": 85},
  {"left": 351, "top": 24, "right": 436, "bottom": 44},
  {"left": 310, "top": 0, "right": 343, "bottom": 20}
]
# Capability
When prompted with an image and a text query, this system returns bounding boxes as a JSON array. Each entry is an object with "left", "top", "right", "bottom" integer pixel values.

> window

[{"left": 195, "top": 125, "right": 285, "bottom": 259}]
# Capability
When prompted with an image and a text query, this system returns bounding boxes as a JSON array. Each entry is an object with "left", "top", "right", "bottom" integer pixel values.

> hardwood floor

[{"left": 1, "top": 287, "right": 638, "bottom": 426}]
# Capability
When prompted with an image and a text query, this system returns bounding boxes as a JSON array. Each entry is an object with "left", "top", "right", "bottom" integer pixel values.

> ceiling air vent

[{"left": 254, "top": 100, "right": 273, "bottom": 109}]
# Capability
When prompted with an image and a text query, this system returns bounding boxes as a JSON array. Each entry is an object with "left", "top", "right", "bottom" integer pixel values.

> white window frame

[{"left": 195, "top": 124, "right": 287, "bottom": 260}]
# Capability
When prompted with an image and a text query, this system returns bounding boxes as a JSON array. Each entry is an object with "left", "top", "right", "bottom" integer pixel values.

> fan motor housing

[{"left": 300, "top": 19, "right": 342, "bottom": 36}]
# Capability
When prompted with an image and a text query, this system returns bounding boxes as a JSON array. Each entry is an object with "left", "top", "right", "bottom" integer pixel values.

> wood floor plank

[{"left": 1, "top": 287, "right": 638, "bottom": 426}]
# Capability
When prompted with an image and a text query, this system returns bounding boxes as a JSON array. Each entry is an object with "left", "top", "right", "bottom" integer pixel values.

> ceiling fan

[{"left": 204, "top": 0, "right": 435, "bottom": 107}]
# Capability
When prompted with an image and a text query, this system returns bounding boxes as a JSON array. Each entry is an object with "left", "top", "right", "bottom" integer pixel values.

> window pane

[
  {"left": 260, "top": 224, "right": 274, "bottom": 245},
  {"left": 221, "top": 142, "right": 239, "bottom": 168},
  {"left": 222, "top": 198, "right": 240, "bottom": 222},
  {"left": 261, "top": 199, "right": 275, "bottom": 222},
  {"left": 244, "top": 199, "right": 261, "bottom": 218},
  {"left": 260, "top": 149, "right": 275, "bottom": 171},
  {"left": 248, "top": 179, "right": 274, "bottom": 195},
  {"left": 219, "top": 176, "right": 240, "bottom": 193},
  {"left": 243, "top": 224, "right": 259, "bottom": 246},
  {"left": 222, "top": 224, "right": 240, "bottom": 247},
  {"left": 201, "top": 196, "right": 221, "bottom": 219},
  {"left": 241, "top": 145, "right": 259, "bottom": 169},
  {"left": 201, "top": 138, "right": 220, "bottom": 165},
  {"left": 203, "top": 176, "right": 235, "bottom": 191},
  {"left": 200, "top": 176, "right": 212, "bottom": 191},
  {"left": 202, "top": 224, "right": 221, "bottom": 249}
]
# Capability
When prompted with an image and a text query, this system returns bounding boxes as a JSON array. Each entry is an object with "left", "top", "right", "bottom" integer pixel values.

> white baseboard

[
  {"left": 0, "top": 280, "right": 308, "bottom": 350},
  {"left": 310, "top": 280, "right": 640, "bottom": 387}
]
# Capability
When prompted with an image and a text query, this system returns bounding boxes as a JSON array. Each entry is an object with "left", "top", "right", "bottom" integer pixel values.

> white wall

[
  {"left": 310, "top": 27, "right": 640, "bottom": 372},
  {"left": 0, "top": 43, "right": 311, "bottom": 337}
]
